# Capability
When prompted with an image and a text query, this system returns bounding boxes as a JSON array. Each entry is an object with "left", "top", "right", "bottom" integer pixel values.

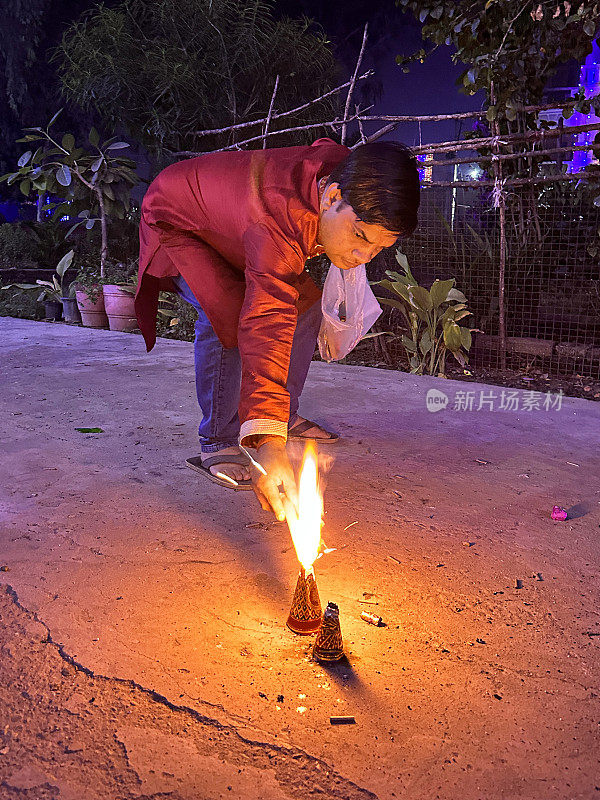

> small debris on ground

[
  {"left": 515, "top": 579, "right": 523, "bottom": 589},
  {"left": 330, "top": 716, "right": 356, "bottom": 725},
  {"left": 361, "top": 611, "right": 384, "bottom": 626},
  {"left": 551, "top": 506, "right": 568, "bottom": 521}
]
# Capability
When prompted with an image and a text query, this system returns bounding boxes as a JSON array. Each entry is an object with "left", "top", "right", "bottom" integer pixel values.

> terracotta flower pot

[
  {"left": 103, "top": 284, "right": 138, "bottom": 332},
  {"left": 75, "top": 288, "right": 108, "bottom": 328}
]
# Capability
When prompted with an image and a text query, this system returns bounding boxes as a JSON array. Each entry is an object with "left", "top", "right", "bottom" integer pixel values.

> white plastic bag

[{"left": 318, "top": 263, "right": 382, "bottom": 362}]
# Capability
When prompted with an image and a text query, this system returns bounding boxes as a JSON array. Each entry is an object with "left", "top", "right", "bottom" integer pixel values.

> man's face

[{"left": 317, "top": 182, "right": 400, "bottom": 269}]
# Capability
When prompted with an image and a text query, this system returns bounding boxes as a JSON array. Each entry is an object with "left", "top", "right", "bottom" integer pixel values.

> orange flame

[{"left": 285, "top": 443, "right": 323, "bottom": 571}]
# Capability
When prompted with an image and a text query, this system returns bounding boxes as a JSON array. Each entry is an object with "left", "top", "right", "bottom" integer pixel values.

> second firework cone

[
  {"left": 313, "top": 601, "right": 344, "bottom": 662},
  {"left": 287, "top": 568, "right": 322, "bottom": 634}
]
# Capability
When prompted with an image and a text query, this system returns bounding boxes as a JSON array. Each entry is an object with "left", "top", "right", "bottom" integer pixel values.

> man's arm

[
  {"left": 238, "top": 223, "right": 304, "bottom": 446},
  {"left": 238, "top": 223, "right": 305, "bottom": 516}
]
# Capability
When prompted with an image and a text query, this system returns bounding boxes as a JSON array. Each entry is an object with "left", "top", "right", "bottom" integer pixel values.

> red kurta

[{"left": 135, "top": 138, "right": 349, "bottom": 442}]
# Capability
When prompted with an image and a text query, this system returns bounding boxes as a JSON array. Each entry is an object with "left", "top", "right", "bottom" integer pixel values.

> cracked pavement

[{"left": 1, "top": 317, "right": 600, "bottom": 799}]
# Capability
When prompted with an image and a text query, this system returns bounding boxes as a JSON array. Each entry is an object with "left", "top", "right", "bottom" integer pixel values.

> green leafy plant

[
  {"left": 0, "top": 223, "right": 41, "bottom": 267},
  {"left": 396, "top": 1, "right": 600, "bottom": 128},
  {"left": 0, "top": 110, "right": 139, "bottom": 277},
  {"left": 23, "top": 220, "right": 72, "bottom": 267},
  {"left": 101, "top": 257, "right": 138, "bottom": 290},
  {"left": 54, "top": 0, "right": 340, "bottom": 155},
  {"left": 372, "top": 248, "right": 473, "bottom": 376},
  {"left": 72, "top": 258, "right": 103, "bottom": 303},
  {"left": 156, "top": 292, "right": 185, "bottom": 333},
  {"left": 1, "top": 249, "right": 75, "bottom": 303}
]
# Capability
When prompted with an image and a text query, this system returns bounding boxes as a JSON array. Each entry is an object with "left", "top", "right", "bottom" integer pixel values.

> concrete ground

[{"left": 1, "top": 316, "right": 599, "bottom": 800}]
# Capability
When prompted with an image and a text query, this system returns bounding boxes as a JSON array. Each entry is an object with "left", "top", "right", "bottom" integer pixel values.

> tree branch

[
  {"left": 341, "top": 22, "right": 368, "bottom": 146},
  {"left": 356, "top": 105, "right": 367, "bottom": 144},
  {"left": 358, "top": 121, "right": 402, "bottom": 147},
  {"left": 174, "top": 116, "right": 366, "bottom": 156},
  {"left": 191, "top": 71, "right": 373, "bottom": 137},
  {"left": 492, "top": 2, "right": 531, "bottom": 63},
  {"left": 263, "top": 74, "right": 279, "bottom": 149}
]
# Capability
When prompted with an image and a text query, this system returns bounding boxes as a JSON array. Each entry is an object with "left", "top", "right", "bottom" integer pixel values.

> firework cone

[
  {"left": 313, "top": 601, "right": 344, "bottom": 662},
  {"left": 286, "top": 568, "right": 322, "bottom": 634}
]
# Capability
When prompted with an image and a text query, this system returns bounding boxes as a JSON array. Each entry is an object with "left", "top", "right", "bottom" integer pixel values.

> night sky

[{"left": 273, "top": 0, "right": 484, "bottom": 146}]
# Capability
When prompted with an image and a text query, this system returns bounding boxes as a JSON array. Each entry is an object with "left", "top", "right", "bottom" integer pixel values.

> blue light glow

[{"left": 566, "top": 41, "right": 600, "bottom": 174}]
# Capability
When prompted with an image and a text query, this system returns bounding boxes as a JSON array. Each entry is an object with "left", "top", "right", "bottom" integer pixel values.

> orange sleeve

[{"left": 238, "top": 223, "right": 306, "bottom": 444}]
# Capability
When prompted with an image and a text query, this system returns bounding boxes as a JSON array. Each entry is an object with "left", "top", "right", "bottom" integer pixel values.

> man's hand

[{"left": 252, "top": 438, "right": 298, "bottom": 522}]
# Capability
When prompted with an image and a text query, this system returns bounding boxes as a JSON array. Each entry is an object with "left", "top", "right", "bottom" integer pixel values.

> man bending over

[{"left": 135, "top": 139, "right": 420, "bottom": 520}]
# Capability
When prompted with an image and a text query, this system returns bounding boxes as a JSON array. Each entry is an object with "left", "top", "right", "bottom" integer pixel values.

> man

[{"left": 135, "top": 138, "right": 419, "bottom": 520}]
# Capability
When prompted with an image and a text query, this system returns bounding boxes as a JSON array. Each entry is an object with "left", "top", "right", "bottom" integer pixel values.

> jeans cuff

[{"left": 200, "top": 439, "right": 239, "bottom": 453}]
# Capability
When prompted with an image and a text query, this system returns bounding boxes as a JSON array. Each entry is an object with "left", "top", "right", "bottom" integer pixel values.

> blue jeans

[{"left": 172, "top": 274, "right": 322, "bottom": 453}]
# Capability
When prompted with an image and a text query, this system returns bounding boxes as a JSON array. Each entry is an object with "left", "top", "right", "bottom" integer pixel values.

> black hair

[{"left": 327, "top": 142, "right": 420, "bottom": 236}]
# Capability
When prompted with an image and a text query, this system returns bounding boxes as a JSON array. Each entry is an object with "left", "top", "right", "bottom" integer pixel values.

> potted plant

[
  {"left": 101, "top": 258, "right": 139, "bottom": 332},
  {"left": 72, "top": 259, "right": 108, "bottom": 328},
  {"left": 1, "top": 249, "right": 76, "bottom": 322},
  {"left": 0, "top": 110, "right": 139, "bottom": 322},
  {"left": 61, "top": 282, "right": 81, "bottom": 324}
]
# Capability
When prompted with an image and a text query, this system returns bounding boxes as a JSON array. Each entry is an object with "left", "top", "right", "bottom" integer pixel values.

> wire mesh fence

[
  {"left": 391, "top": 177, "right": 600, "bottom": 380},
  {"left": 310, "top": 114, "right": 599, "bottom": 389}
]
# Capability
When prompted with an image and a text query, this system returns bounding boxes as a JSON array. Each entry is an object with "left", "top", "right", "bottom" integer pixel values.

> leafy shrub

[
  {"left": 0, "top": 223, "right": 41, "bottom": 266},
  {"left": 0, "top": 280, "right": 43, "bottom": 319},
  {"left": 24, "top": 221, "right": 71, "bottom": 266},
  {"left": 155, "top": 292, "right": 197, "bottom": 342},
  {"left": 372, "top": 248, "right": 473, "bottom": 376}
]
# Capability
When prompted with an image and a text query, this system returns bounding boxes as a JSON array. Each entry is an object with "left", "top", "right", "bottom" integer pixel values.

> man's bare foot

[
  {"left": 288, "top": 415, "right": 339, "bottom": 441},
  {"left": 201, "top": 446, "right": 251, "bottom": 482}
]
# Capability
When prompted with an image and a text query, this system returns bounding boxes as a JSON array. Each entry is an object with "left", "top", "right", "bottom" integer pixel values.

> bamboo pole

[
  {"left": 177, "top": 114, "right": 600, "bottom": 160},
  {"left": 423, "top": 142, "right": 600, "bottom": 169},
  {"left": 412, "top": 122, "right": 600, "bottom": 156},
  {"left": 191, "top": 100, "right": 574, "bottom": 139},
  {"left": 423, "top": 173, "right": 599, "bottom": 188},
  {"left": 490, "top": 81, "right": 507, "bottom": 370}
]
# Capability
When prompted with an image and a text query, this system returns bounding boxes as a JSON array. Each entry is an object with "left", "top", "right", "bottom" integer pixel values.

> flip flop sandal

[
  {"left": 185, "top": 454, "right": 253, "bottom": 490},
  {"left": 287, "top": 419, "right": 340, "bottom": 443}
]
